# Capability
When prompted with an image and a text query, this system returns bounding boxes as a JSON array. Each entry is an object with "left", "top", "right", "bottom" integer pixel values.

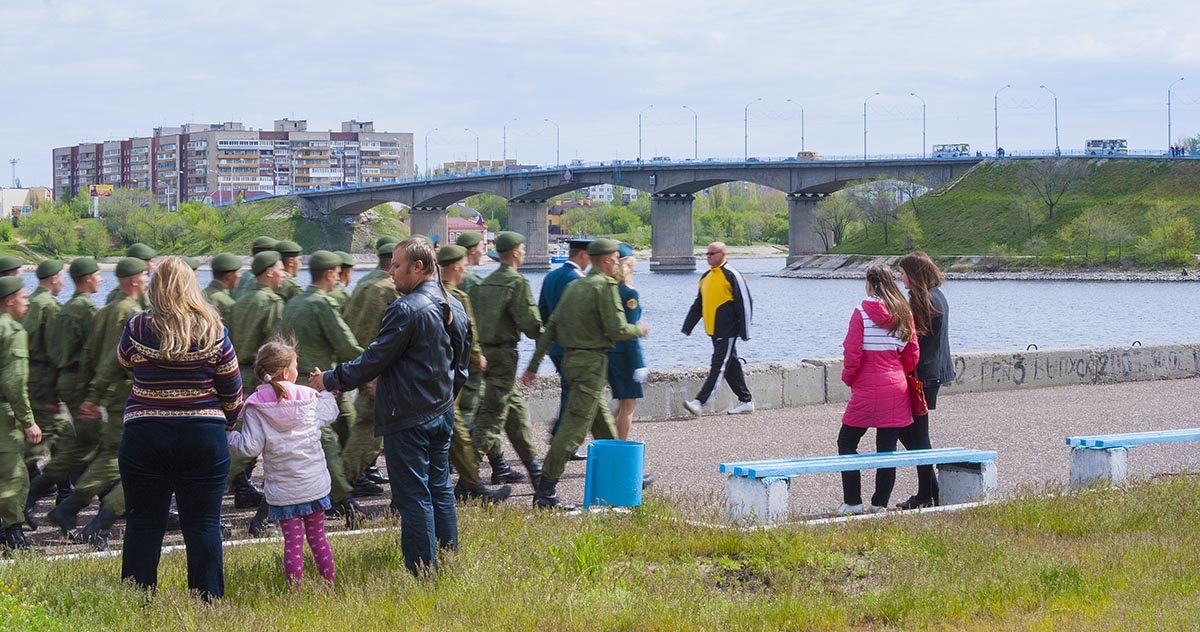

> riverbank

[{"left": 773, "top": 254, "right": 1200, "bottom": 281}]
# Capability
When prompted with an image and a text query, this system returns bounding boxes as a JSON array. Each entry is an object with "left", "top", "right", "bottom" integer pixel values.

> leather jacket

[{"left": 324, "top": 280, "right": 470, "bottom": 436}]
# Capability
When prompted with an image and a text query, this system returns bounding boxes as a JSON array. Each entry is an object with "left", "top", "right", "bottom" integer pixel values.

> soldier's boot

[
  {"left": 55, "top": 478, "right": 74, "bottom": 505},
  {"left": 533, "top": 476, "right": 576, "bottom": 511},
  {"left": 248, "top": 499, "right": 274, "bottom": 537},
  {"left": 523, "top": 458, "right": 543, "bottom": 489},
  {"left": 488, "top": 454, "right": 526, "bottom": 485},
  {"left": 24, "top": 474, "right": 57, "bottom": 530},
  {"left": 2, "top": 525, "right": 33, "bottom": 552},
  {"left": 337, "top": 497, "right": 375, "bottom": 529},
  {"left": 352, "top": 474, "right": 385, "bottom": 497},
  {"left": 232, "top": 470, "right": 265, "bottom": 509},
  {"left": 454, "top": 481, "right": 513, "bottom": 505},
  {"left": 364, "top": 463, "right": 389, "bottom": 485},
  {"left": 69, "top": 507, "right": 117, "bottom": 552},
  {"left": 46, "top": 493, "right": 88, "bottom": 535}
]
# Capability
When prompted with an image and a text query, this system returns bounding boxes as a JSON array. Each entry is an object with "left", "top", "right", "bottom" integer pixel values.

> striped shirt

[
  {"left": 858, "top": 304, "right": 908, "bottom": 352},
  {"left": 116, "top": 312, "right": 244, "bottom": 428}
]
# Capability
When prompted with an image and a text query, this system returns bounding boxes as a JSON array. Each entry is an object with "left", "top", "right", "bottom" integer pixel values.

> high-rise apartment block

[{"left": 52, "top": 119, "right": 414, "bottom": 208}]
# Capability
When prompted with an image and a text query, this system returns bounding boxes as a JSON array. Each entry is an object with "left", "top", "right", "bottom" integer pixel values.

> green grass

[{"left": 3, "top": 475, "right": 1199, "bottom": 630}]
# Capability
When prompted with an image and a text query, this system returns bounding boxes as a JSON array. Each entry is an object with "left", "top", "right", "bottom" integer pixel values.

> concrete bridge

[{"left": 296, "top": 157, "right": 984, "bottom": 271}]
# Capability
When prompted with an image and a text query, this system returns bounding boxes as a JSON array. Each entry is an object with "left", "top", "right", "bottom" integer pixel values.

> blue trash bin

[{"left": 582, "top": 439, "right": 645, "bottom": 510}]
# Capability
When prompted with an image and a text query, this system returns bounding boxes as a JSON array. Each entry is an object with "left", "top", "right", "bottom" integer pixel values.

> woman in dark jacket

[{"left": 895, "top": 252, "right": 955, "bottom": 509}]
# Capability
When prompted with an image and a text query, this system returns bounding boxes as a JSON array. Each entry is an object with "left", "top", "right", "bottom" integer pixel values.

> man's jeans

[{"left": 382, "top": 408, "right": 458, "bottom": 575}]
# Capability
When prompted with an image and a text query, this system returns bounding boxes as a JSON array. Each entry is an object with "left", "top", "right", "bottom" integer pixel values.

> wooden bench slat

[
  {"left": 720, "top": 448, "right": 997, "bottom": 479},
  {"left": 1065, "top": 428, "right": 1200, "bottom": 448}
]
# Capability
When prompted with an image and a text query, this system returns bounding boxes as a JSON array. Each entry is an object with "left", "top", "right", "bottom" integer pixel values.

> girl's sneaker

[{"left": 836, "top": 503, "right": 864, "bottom": 515}]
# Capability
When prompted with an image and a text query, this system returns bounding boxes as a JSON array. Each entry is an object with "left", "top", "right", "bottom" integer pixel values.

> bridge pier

[
  {"left": 787, "top": 193, "right": 830, "bottom": 264},
  {"left": 650, "top": 193, "right": 696, "bottom": 272},
  {"left": 508, "top": 199, "right": 550, "bottom": 271},
  {"left": 411, "top": 207, "right": 449, "bottom": 244}
]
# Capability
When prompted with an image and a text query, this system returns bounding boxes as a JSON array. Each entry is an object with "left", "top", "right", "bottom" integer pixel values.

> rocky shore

[{"left": 770, "top": 254, "right": 1200, "bottom": 282}]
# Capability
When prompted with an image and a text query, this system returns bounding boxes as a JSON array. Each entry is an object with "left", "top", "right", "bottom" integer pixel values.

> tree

[
  {"left": 813, "top": 194, "right": 861, "bottom": 249},
  {"left": 1014, "top": 198, "right": 1047, "bottom": 240},
  {"left": 892, "top": 172, "right": 929, "bottom": 216},
  {"left": 894, "top": 208, "right": 924, "bottom": 250},
  {"left": 1136, "top": 205, "right": 1195, "bottom": 265},
  {"left": 467, "top": 193, "right": 507, "bottom": 229},
  {"left": 846, "top": 177, "right": 901, "bottom": 244},
  {"left": 179, "top": 201, "right": 222, "bottom": 247},
  {"left": 19, "top": 204, "right": 79, "bottom": 254},
  {"left": 76, "top": 220, "right": 112, "bottom": 256},
  {"left": 1016, "top": 159, "right": 1088, "bottom": 220}
]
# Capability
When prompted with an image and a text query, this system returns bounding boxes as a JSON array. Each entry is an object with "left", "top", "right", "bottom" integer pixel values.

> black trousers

[
  {"left": 119, "top": 419, "right": 230, "bottom": 601},
  {"left": 696, "top": 337, "right": 752, "bottom": 405},
  {"left": 837, "top": 424, "right": 902, "bottom": 507},
  {"left": 898, "top": 383, "right": 941, "bottom": 502}
]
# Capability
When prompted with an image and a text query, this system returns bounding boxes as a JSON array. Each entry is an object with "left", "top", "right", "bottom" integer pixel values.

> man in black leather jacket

[{"left": 312, "top": 238, "right": 470, "bottom": 575}]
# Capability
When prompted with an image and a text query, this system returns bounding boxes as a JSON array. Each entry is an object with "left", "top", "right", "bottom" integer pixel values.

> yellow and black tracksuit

[{"left": 682, "top": 261, "right": 753, "bottom": 404}]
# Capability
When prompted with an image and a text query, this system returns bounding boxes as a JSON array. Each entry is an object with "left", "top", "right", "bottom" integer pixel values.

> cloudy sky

[{"left": 2, "top": 0, "right": 1198, "bottom": 186}]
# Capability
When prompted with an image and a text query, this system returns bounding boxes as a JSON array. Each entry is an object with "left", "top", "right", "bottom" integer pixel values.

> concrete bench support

[
  {"left": 937, "top": 461, "right": 998, "bottom": 505},
  {"left": 1069, "top": 446, "right": 1129, "bottom": 489},
  {"left": 724, "top": 475, "right": 790, "bottom": 525}
]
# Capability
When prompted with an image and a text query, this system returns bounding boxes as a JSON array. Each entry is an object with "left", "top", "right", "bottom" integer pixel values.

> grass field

[{"left": 2, "top": 475, "right": 1197, "bottom": 630}]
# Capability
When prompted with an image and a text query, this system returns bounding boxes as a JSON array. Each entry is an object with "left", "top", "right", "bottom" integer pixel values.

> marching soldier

[
  {"left": 0, "top": 277, "right": 43, "bottom": 551},
  {"left": 469, "top": 231, "right": 543, "bottom": 487},
  {"left": 455, "top": 232, "right": 487, "bottom": 430},
  {"left": 537, "top": 239, "right": 591, "bottom": 447},
  {"left": 522, "top": 238, "right": 649, "bottom": 509},
  {"left": 233, "top": 236, "right": 278, "bottom": 300},
  {"left": 329, "top": 251, "right": 355, "bottom": 313},
  {"left": 204, "top": 253, "right": 242, "bottom": 323},
  {"left": 105, "top": 243, "right": 155, "bottom": 307},
  {"left": 273, "top": 240, "right": 304, "bottom": 302},
  {"left": 21, "top": 260, "right": 72, "bottom": 484},
  {"left": 0, "top": 256, "right": 22, "bottom": 277}
]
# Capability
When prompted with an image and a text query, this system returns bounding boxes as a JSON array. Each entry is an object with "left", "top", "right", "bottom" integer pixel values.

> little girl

[{"left": 227, "top": 339, "right": 339, "bottom": 587}]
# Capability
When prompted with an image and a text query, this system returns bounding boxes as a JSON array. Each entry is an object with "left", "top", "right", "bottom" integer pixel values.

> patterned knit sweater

[{"left": 117, "top": 311, "right": 244, "bottom": 428}]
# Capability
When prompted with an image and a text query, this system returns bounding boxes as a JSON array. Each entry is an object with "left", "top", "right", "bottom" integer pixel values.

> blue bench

[
  {"left": 718, "top": 447, "right": 999, "bottom": 525},
  {"left": 1065, "top": 428, "right": 1200, "bottom": 489}
]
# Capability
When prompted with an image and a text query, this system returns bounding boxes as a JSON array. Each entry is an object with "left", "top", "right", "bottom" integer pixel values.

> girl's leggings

[{"left": 280, "top": 510, "right": 335, "bottom": 586}]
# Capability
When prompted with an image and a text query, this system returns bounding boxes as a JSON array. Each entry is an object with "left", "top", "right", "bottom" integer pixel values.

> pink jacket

[{"left": 841, "top": 298, "right": 920, "bottom": 429}]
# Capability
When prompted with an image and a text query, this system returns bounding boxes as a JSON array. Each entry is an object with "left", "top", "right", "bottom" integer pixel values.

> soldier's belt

[
  {"left": 481, "top": 341, "right": 518, "bottom": 349},
  {"left": 565, "top": 348, "right": 609, "bottom": 353}
]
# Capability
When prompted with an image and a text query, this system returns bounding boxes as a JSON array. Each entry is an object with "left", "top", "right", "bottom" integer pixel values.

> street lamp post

[
  {"left": 1039, "top": 85, "right": 1059, "bottom": 155},
  {"left": 786, "top": 99, "right": 805, "bottom": 152},
  {"left": 682, "top": 105, "right": 698, "bottom": 159},
  {"left": 544, "top": 118, "right": 560, "bottom": 166},
  {"left": 909, "top": 92, "right": 926, "bottom": 158},
  {"left": 863, "top": 92, "right": 880, "bottom": 160},
  {"left": 744, "top": 97, "right": 762, "bottom": 161},
  {"left": 994, "top": 84, "right": 1011, "bottom": 155},
  {"left": 424, "top": 127, "right": 437, "bottom": 178},
  {"left": 502, "top": 117, "right": 518, "bottom": 165},
  {"left": 638, "top": 105, "right": 654, "bottom": 163},
  {"left": 464, "top": 127, "right": 480, "bottom": 168},
  {"left": 1169, "top": 77, "right": 1185, "bottom": 157}
]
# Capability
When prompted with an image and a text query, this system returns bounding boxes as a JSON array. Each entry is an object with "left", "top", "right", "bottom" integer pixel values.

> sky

[{"left": 2, "top": 0, "right": 1199, "bottom": 187}]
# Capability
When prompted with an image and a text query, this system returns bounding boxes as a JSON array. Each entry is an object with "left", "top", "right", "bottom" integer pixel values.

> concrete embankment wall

[{"left": 523, "top": 343, "right": 1200, "bottom": 425}]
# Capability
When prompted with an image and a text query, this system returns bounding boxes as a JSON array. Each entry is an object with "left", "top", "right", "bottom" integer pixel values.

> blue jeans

[
  {"left": 382, "top": 408, "right": 457, "bottom": 575},
  {"left": 119, "top": 419, "right": 230, "bottom": 601}
]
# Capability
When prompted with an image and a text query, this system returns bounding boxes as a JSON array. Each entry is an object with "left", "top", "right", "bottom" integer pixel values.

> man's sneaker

[
  {"left": 726, "top": 401, "right": 755, "bottom": 415},
  {"left": 682, "top": 399, "right": 702, "bottom": 416},
  {"left": 864, "top": 504, "right": 887, "bottom": 514},
  {"left": 836, "top": 503, "right": 864, "bottom": 515}
]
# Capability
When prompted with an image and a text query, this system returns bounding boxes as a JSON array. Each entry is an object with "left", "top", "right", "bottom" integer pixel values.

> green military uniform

[
  {"left": 340, "top": 259, "right": 397, "bottom": 484},
  {"left": 528, "top": 264, "right": 643, "bottom": 483},
  {"left": 277, "top": 274, "right": 302, "bottom": 302},
  {"left": 232, "top": 269, "right": 258, "bottom": 301},
  {"left": 0, "top": 311, "right": 36, "bottom": 532},
  {"left": 280, "top": 281, "right": 363, "bottom": 504},
  {"left": 446, "top": 281, "right": 486, "bottom": 490},
  {"left": 40, "top": 289, "right": 100, "bottom": 485},
  {"left": 21, "top": 285, "right": 72, "bottom": 469},
  {"left": 470, "top": 260, "right": 542, "bottom": 468},
  {"left": 458, "top": 267, "right": 487, "bottom": 428},
  {"left": 229, "top": 283, "right": 284, "bottom": 389},
  {"left": 203, "top": 280, "right": 236, "bottom": 324},
  {"left": 329, "top": 283, "right": 350, "bottom": 313},
  {"left": 104, "top": 243, "right": 154, "bottom": 309}
]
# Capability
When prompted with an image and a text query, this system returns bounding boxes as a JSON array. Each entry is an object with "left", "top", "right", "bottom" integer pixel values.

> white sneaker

[
  {"left": 863, "top": 504, "right": 887, "bottom": 514},
  {"left": 682, "top": 399, "right": 702, "bottom": 416},
  {"left": 836, "top": 503, "right": 864, "bottom": 515},
  {"left": 726, "top": 401, "right": 755, "bottom": 415}
]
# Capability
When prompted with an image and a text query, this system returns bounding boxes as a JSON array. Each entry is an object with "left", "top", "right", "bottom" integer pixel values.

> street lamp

[
  {"left": 464, "top": 127, "right": 479, "bottom": 168},
  {"left": 994, "top": 84, "right": 1011, "bottom": 155},
  {"left": 909, "top": 92, "right": 926, "bottom": 158},
  {"left": 502, "top": 117, "right": 518, "bottom": 165},
  {"left": 744, "top": 97, "right": 762, "bottom": 161},
  {"left": 682, "top": 105, "right": 698, "bottom": 159},
  {"left": 1039, "top": 85, "right": 1060, "bottom": 155},
  {"left": 786, "top": 99, "right": 805, "bottom": 152},
  {"left": 1169, "top": 77, "right": 1185, "bottom": 156},
  {"left": 424, "top": 127, "right": 438, "bottom": 178},
  {"left": 544, "top": 118, "right": 560, "bottom": 166},
  {"left": 863, "top": 92, "right": 880, "bottom": 160},
  {"left": 638, "top": 105, "right": 654, "bottom": 163}
]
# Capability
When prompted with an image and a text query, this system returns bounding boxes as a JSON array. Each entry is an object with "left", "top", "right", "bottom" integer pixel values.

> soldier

[
  {"left": 537, "top": 239, "right": 591, "bottom": 449},
  {"left": 273, "top": 240, "right": 304, "bottom": 302},
  {"left": 105, "top": 243, "right": 155, "bottom": 307},
  {"left": 203, "top": 253, "right": 242, "bottom": 323},
  {"left": 522, "top": 238, "right": 649, "bottom": 509},
  {"left": 437, "top": 245, "right": 511, "bottom": 503},
  {"left": 0, "top": 256, "right": 22, "bottom": 277},
  {"left": 21, "top": 260, "right": 72, "bottom": 485},
  {"left": 48, "top": 257, "right": 149, "bottom": 548},
  {"left": 329, "top": 250, "right": 355, "bottom": 313},
  {"left": 183, "top": 257, "right": 202, "bottom": 272},
  {"left": 0, "top": 277, "right": 43, "bottom": 551},
  {"left": 469, "top": 231, "right": 543, "bottom": 487},
  {"left": 455, "top": 232, "right": 487, "bottom": 431},
  {"left": 25, "top": 258, "right": 101, "bottom": 528},
  {"left": 233, "top": 236, "right": 278, "bottom": 300},
  {"left": 279, "top": 250, "right": 372, "bottom": 523}
]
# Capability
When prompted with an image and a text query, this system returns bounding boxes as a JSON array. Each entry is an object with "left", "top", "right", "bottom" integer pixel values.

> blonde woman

[{"left": 116, "top": 257, "right": 243, "bottom": 602}]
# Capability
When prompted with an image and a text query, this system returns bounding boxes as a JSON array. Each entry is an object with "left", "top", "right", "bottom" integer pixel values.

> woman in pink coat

[{"left": 837, "top": 264, "right": 919, "bottom": 515}]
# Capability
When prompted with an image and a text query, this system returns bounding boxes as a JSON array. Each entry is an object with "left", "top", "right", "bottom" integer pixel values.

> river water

[{"left": 20, "top": 257, "right": 1199, "bottom": 372}]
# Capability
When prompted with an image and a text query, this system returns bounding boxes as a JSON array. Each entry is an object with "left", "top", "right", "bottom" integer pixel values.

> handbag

[{"left": 907, "top": 373, "right": 928, "bottom": 415}]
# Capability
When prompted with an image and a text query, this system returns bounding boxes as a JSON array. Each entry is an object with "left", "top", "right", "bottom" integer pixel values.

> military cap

[
  {"left": 494, "top": 231, "right": 525, "bottom": 252},
  {"left": 437, "top": 245, "right": 468, "bottom": 266},
  {"left": 211, "top": 253, "right": 242, "bottom": 274},
  {"left": 618, "top": 243, "right": 635, "bottom": 258},
  {"left": 0, "top": 277, "right": 23, "bottom": 299},
  {"left": 183, "top": 257, "right": 201, "bottom": 270},
  {"left": 376, "top": 242, "right": 397, "bottom": 257},
  {"left": 456, "top": 231, "right": 483, "bottom": 248},
  {"left": 376, "top": 235, "right": 400, "bottom": 250},
  {"left": 335, "top": 251, "right": 355, "bottom": 268},
  {"left": 587, "top": 238, "right": 621, "bottom": 256},
  {"left": 36, "top": 259, "right": 64, "bottom": 279},
  {"left": 127, "top": 243, "right": 157, "bottom": 260},
  {"left": 251, "top": 236, "right": 279, "bottom": 253},
  {"left": 567, "top": 239, "right": 593, "bottom": 251},
  {"left": 274, "top": 240, "right": 303, "bottom": 256},
  {"left": 69, "top": 258, "right": 99, "bottom": 279},
  {"left": 308, "top": 250, "right": 341, "bottom": 271},
  {"left": 252, "top": 251, "right": 282, "bottom": 276},
  {"left": 116, "top": 257, "right": 149, "bottom": 278},
  {"left": 0, "top": 256, "right": 23, "bottom": 274}
]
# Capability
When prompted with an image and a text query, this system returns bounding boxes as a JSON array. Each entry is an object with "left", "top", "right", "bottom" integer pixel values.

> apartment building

[{"left": 52, "top": 119, "right": 414, "bottom": 208}]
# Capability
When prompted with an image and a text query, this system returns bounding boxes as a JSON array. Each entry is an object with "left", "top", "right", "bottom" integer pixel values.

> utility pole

[
  {"left": 1169, "top": 77, "right": 1185, "bottom": 157},
  {"left": 682, "top": 105, "right": 698, "bottom": 159},
  {"left": 8, "top": 159, "right": 17, "bottom": 188},
  {"left": 994, "top": 84, "right": 1011, "bottom": 155},
  {"left": 743, "top": 98, "right": 762, "bottom": 161}
]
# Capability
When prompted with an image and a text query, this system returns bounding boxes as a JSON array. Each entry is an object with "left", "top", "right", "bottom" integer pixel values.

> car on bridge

[
  {"left": 796, "top": 150, "right": 821, "bottom": 161},
  {"left": 1085, "top": 139, "right": 1128, "bottom": 156},
  {"left": 649, "top": 156, "right": 671, "bottom": 163},
  {"left": 932, "top": 143, "right": 971, "bottom": 158}
]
